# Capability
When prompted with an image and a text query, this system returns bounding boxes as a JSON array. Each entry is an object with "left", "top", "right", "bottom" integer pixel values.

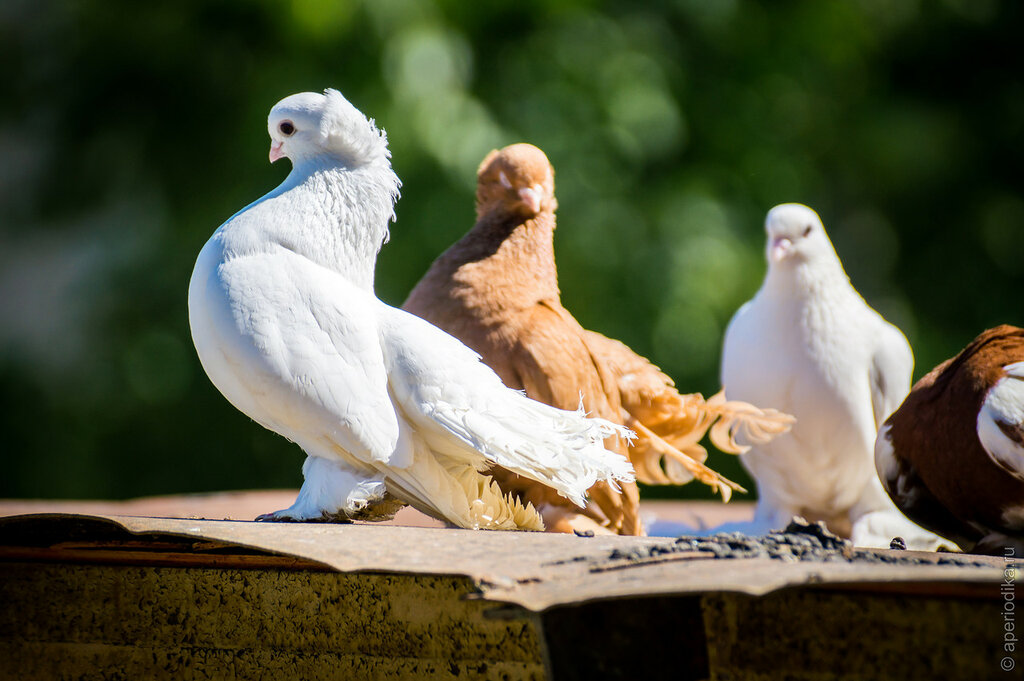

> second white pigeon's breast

[{"left": 723, "top": 292, "right": 879, "bottom": 512}]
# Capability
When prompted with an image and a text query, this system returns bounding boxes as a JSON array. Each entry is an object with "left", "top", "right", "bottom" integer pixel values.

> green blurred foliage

[{"left": 1, "top": 0, "right": 1021, "bottom": 500}]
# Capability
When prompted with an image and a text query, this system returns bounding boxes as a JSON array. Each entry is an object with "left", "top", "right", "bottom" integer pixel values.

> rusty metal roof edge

[
  {"left": 476, "top": 559, "right": 1006, "bottom": 611},
  {"left": 0, "top": 513, "right": 1007, "bottom": 613},
  {"left": 0, "top": 512, "right": 658, "bottom": 577}
]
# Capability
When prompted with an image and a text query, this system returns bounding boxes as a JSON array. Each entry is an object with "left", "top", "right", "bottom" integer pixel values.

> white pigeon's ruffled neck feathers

[
  {"left": 319, "top": 89, "right": 391, "bottom": 166},
  {"left": 216, "top": 89, "right": 403, "bottom": 291}
]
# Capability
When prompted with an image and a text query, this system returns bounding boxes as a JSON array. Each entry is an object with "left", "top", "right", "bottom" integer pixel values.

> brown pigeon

[
  {"left": 876, "top": 324, "right": 1024, "bottom": 555},
  {"left": 403, "top": 143, "right": 794, "bottom": 535}
]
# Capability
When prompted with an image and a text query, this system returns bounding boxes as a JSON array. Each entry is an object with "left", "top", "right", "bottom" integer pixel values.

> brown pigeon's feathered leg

[{"left": 586, "top": 478, "right": 643, "bottom": 535}]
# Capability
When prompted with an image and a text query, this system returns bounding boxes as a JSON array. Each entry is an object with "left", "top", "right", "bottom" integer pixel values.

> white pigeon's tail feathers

[
  {"left": 424, "top": 392, "right": 636, "bottom": 508},
  {"left": 382, "top": 308, "right": 635, "bottom": 511},
  {"left": 385, "top": 450, "right": 543, "bottom": 530},
  {"left": 321, "top": 88, "right": 392, "bottom": 166}
]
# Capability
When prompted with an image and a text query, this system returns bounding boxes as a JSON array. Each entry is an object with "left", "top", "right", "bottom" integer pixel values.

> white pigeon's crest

[{"left": 320, "top": 88, "right": 391, "bottom": 165}]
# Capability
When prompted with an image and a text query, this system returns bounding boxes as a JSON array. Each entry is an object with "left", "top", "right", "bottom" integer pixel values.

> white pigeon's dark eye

[
  {"left": 802, "top": 225, "right": 812, "bottom": 237},
  {"left": 279, "top": 120, "right": 296, "bottom": 137}
]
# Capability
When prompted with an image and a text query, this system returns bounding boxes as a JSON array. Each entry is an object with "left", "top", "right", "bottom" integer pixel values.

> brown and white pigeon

[
  {"left": 876, "top": 324, "right": 1024, "bottom": 555},
  {"left": 403, "top": 143, "right": 793, "bottom": 535}
]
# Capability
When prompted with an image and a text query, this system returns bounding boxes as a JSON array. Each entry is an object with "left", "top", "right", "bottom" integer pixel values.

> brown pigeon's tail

[
  {"left": 703, "top": 390, "right": 797, "bottom": 455},
  {"left": 625, "top": 390, "right": 794, "bottom": 501},
  {"left": 626, "top": 416, "right": 747, "bottom": 502},
  {"left": 580, "top": 330, "right": 793, "bottom": 501}
]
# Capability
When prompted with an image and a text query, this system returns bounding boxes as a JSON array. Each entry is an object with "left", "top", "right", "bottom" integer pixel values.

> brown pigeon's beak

[
  {"left": 269, "top": 141, "right": 285, "bottom": 164},
  {"left": 518, "top": 184, "right": 543, "bottom": 213}
]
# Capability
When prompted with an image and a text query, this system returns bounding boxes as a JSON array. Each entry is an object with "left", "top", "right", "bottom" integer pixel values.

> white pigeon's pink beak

[
  {"left": 770, "top": 236, "right": 792, "bottom": 262},
  {"left": 269, "top": 141, "right": 285, "bottom": 164},
  {"left": 518, "top": 184, "right": 543, "bottom": 213}
]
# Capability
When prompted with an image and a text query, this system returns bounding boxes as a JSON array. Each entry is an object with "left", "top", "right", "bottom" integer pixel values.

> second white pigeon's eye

[
  {"left": 802, "top": 225, "right": 813, "bottom": 237},
  {"left": 279, "top": 120, "right": 296, "bottom": 137}
]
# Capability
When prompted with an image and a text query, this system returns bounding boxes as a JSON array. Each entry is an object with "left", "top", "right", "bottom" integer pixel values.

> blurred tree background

[{"left": 1, "top": 0, "right": 1021, "bottom": 501}]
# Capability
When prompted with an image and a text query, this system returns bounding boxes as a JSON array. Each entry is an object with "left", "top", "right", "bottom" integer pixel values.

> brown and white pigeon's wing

[
  {"left": 977, "top": 362, "right": 1024, "bottom": 483},
  {"left": 875, "top": 422, "right": 981, "bottom": 549}
]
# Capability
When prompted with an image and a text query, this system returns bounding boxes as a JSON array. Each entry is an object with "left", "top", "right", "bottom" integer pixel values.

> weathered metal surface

[
  {"left": 0, "top": 490, "right": 446, "bottom": 527},
  {"left": 0, "top": 507, "right": 1016, "bottom": 680},
  {"left": 0, "top": 513, "right": 1004, "bottom": 612},
  {"left": 0, "top": 562, "right": 544, "bottom": 680},
  {"left": 703, "top": 589, "right": 1006, "bottom": 680}
]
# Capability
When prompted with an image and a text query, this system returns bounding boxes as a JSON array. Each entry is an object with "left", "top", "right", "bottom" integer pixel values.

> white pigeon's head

[
  {"left": 763, "top": 203, "right": 835, "bottom": 266},
  {"left": 267, "top": 89, "right": 391, "bottom": 167}
]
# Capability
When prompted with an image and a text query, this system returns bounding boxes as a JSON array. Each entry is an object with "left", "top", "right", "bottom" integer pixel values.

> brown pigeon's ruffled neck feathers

[{"left": 426, "top": 195, "right": 559, "bottom": 314}]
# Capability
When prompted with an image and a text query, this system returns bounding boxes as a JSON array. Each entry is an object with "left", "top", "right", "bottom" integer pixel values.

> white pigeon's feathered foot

[
  {"left": 255, "top": 455, "right": 404, "bottom": 523},
  {"left": 387, "top": 456, "right": 544, "bottom": 531}
]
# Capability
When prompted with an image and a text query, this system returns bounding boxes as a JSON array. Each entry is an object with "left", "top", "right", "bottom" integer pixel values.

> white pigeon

[
  {"left": 187, "top": 89, "right": 635, "bottom": 531},
  {"left": 720, "top": 203, "right": 946, "bottom": 550}
]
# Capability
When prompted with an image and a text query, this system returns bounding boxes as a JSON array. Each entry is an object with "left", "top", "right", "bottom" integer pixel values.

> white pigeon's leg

[
  {"left": 850, "top": 509, "right": 951, "bottom": 551},
  {"left": 256, "top": 455, "right": 403, "bottom": 522},
  {"left": 846, "top": 475, "right": 947, "bottom": 549},
  {"left": 655, "top": 499, "right": 788, "bottom": 538},
  {"left": 751, "top": 495, "right": 804, "bottom": 529},
  {"left": 848, "top": 474, "right": 899, "bottom": 521}
]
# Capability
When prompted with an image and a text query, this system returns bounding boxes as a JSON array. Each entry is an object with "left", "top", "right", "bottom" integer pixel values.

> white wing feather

[
  {"left": 977, "top": 363, "right": 1024, "bottom": 482},
  {"left": 868, "top": 319, "right": 914, "bottom": 430}
]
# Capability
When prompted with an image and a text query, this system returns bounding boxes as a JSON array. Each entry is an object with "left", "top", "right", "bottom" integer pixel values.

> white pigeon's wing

[
  {"left": 720, "top": 300, "right": 756, "bottom": 392},
  {"left": 377, "top": 304, "right": 634, "bottom": 507},
  {"left": 977, "top": 362, "right": 1024, "bottom": 482},
  {"left": 205, "top": 250, "right": 410, "bottom": 467},
  {"left": 868, "top": 320, "right": 914, "bottom": 430}
]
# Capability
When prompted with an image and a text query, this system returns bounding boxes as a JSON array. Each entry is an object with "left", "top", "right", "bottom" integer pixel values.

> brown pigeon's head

[
  {"left": 764, "top": 203, "right": 837, "bottom": 267},
  {"left": 476, "top": 143, "right": 557, "bottom": 219}
]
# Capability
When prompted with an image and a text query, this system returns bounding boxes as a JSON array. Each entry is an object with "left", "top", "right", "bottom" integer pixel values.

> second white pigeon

[
  {"left": 187, "top": 89, "right": 635, "bottom": 531},
  {"left": 720, "top": 203, "right": 946, "bottom": 550}
]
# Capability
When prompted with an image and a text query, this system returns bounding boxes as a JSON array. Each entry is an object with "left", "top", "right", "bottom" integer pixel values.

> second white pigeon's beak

[
  {"left": 769, "top": 236, "right": 793, "bottom": 262},
  {"left": 269, "top": 141, "right": 285, "bottom": 164},
  {"left": 518, "top": 184, "right": 543, "bottom": 213}
]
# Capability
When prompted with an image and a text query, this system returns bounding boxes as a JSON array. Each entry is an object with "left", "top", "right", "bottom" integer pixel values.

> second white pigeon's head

[
  {"left": 267, "top": 89, "right": 391, "bottom": 167},
  {"left": 764, "top": 203, "right": 835, "bottom": 266}
]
